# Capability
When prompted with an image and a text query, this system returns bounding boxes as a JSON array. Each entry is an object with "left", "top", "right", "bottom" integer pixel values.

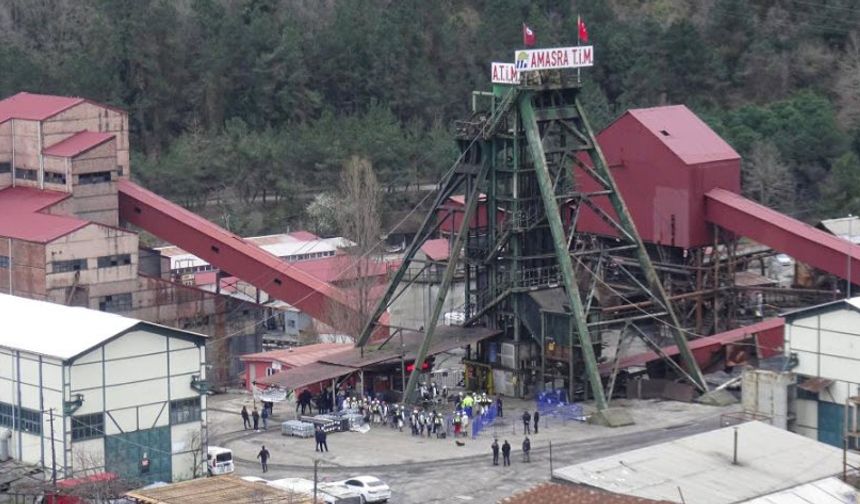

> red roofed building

[
  {"left": 239, "top": 343, "right": 351, "bottom": 390},
  {"left": 575, "top": 105, "right": 741, "bottom": 249}
]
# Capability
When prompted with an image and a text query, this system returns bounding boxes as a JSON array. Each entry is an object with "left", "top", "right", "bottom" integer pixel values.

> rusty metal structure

[{"left": 357, "top": 72, "right": 713, "bottom": 420}]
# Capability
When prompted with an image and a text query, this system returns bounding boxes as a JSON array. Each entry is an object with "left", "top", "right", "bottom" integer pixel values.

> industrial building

[{"left": 0, "top": 293, "right": 208, "bottom": 484}]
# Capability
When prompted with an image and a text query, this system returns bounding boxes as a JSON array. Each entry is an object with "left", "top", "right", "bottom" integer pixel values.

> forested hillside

[{"left": 2, "top": 0, "right": 859, "bottom": 234}]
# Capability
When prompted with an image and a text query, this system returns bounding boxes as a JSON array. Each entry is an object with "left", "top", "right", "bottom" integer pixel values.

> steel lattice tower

[{"left": 358, "top": 71, "right": 708, "bottom": 424}]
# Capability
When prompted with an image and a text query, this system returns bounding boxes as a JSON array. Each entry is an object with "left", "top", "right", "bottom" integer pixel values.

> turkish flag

[
  {"left": 578, "top": 17, "right": 589, "bottom": 43},
  {"left": 523, "top": 23, "right": 536, "bottom": 47}
]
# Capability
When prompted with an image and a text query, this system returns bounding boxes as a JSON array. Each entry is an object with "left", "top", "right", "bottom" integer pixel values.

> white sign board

[
  {"left": 514, "top": 46, "right": 594, "bottom": 71},
  {"left": 491, "top": 62, "right": 520, "bottom": 85}
]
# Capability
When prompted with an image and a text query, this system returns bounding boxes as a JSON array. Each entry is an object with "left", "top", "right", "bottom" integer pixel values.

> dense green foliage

[{"left": 2, "top": 0, "right": 859, "bottom": 233}]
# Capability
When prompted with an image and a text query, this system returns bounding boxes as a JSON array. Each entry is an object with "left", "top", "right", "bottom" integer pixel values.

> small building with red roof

[{"left": 239, "top": 343, "right": 351, "bottom": 390}]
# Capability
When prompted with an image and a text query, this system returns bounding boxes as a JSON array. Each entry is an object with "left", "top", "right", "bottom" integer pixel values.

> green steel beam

[
  {"left": 402, "top": 160, "right": 491, "bottom": 404},
  {"left": 519, "top": 92, "right": 608, "bottom": 411},
  {"left": 573, "top": 97, "right": 708, "bottom": 393}
]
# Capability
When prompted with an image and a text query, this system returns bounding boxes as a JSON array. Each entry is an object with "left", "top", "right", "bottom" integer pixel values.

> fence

[{"left": 536, "top": 389, "right": 586, "bottom": 423}]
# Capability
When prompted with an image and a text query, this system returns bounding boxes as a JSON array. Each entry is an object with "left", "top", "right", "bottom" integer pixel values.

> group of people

[
  {"left": 241, "top": 402, "right": 274, "bottom": 431},
  {"left": 491, "top": 437, "right": 531, "bottom": 466},
  {"left": 522, "top": 409, "right": 540, "bottom": 435}
]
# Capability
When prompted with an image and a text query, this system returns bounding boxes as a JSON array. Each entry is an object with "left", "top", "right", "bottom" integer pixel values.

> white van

[
  {"left": 207, "top": 446, "right": 234, "bottom": 475},
  {"left": 268, "top": 477, "right": 362, "bottom": 504}
]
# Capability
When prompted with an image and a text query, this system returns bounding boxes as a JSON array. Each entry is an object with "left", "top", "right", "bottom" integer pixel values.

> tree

[
  {"left": 305, "top": 194, "right": 339, "bottom": 237},
  {"left": 820, "top": 152, "right": 860, "bottom": 217},
  {"left": 742, "top": 141, "right": 795, "bottom": 213}
]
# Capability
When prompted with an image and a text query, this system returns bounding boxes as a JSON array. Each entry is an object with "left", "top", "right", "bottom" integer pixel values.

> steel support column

[{"left": 520, "top": 93, "right": 608, "bottom": 411}]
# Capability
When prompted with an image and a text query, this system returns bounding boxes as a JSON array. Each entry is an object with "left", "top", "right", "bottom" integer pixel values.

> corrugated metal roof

[
  {"left": 500, "top": 482, "right": 674, "bottom": 504},
  {"left": 741, "top": 476, "right": 858, "bottom": 504},
  {"left": 290, "top": 255, "right": 391, "bottom": 283},
  {"left": 0, "top": 92, "right": 84, "bottom": 123},
  {"left": 0, "top": 186, "right": 89, "bottom": 243},
  {"left": 257, "top": 361, "right": 351, "bottom": 389},
  {"left": 43, "top": 131, "right": 115, "bottom": 158},
  {"left": 126, "top": 475, "right": 313, "bottom": 504},
  {"left": 239, "top": 343, "right": 352, "bottom": 367},
  {"left": 420, "top": 238, "right": 451, "bottom": 262},
  {"left": 554, "top": 421, "right": 860, "bottom": 504},
  {"left": 817, "top": 216, "right": 860, "bottom": 243},
  {"left": 0, "top": 293, "right": 138, "bottom": 360},
  {"left": 627, "top": 105, "right": 740, "bottom": 165}
]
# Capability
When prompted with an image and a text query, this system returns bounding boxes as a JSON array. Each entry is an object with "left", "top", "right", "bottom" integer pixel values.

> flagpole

[{"left": 576, "top": 15, "right": 581, "bottom": 83}]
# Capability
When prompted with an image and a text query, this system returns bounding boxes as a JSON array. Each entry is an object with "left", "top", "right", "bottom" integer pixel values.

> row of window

[
  {"left": 52, "top": 254, "right": 133, "bottom": 274},
  {"left": 0, "top": 164, "right": 118, "bottom": 185},
  {"left": 0, "top": 398, "right": 201, "bottom": 442},
  {"left": 0, "top": 402, "right": 43, "bottom": 435},
  {"left": 284, "top": 250, "right": 336, "bottom": 262}
]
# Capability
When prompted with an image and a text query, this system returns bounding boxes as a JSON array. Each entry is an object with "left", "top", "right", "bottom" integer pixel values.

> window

[
  {"left": 44, "top": 171, "right": 67, "bottom": 185},
  {"left": 52, "top": 259, "right": 88, "bottom": 273},
  {"left": 169, "top": 397, "right": 201, "bottom": 425},
  {"left": 78, "top": 171, "right": 112, "bottom": 185},
  {"left": 18, "top": 407, "right": 42, "bottom": 435},
  {"left": 265, "top": 367, "right": 278, "bottom": 376},
  {"left": 14, "top": 168, "right": 37, "bottom": 181},
  {"left": 71, "top": 413, "right": 104, "bottom": 441},
  {"left": 97, "top": 254, "right": 132, "bottom": 268},
  {"left": 0, "top": 162, "right": 10, "bottom": 173},
  {"left": 0, "top": 402, "right": 12, "bottom": 428},
  {"left": 0, "top": 403, "right": 41, "bottom": 434},
  {"left": 98, "top": 293, "right": 132, "bottom": 313},
  {"left": 287, "top": 319, "right": 296, "bottom": 329},
  {"left": 0, "top": 255, "right": 9, "bottom": 268},
  {"left": 116, "top": 165, "right": 123, "bottom": 177}
]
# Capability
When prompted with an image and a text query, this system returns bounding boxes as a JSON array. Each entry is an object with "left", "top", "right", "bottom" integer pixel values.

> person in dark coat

[
  {"left": 501, "top": 440, "right": 511, "bottom": 466},
  {"left": 315, "top": 427, "right": 323, "bottom": 452},
  {"left": 320, "top": 428, "right": 329, "bottom": 452},
  {"left": 533, "top": 410, "right": 540, "bottom": 434},
  {"left": 252, "top": 407, "right": 260, "bottom": 431},
  {"left": 257, "top": 445, "right": 270, "bottom": 472},
  {"left": 241, "top": 406, "right": 250, "bottom": 430},
  {"left": 496, "top": 395, "right": 503, "bottom": 418},
  {"left": 522, "top": 410, "right": 531, "bottom": 435},
  {"left": 491, "top": 439, "right": 500, "bottom": 466},
  {"left": 522, "top": 436, "right": 531, "bottom": 462}
]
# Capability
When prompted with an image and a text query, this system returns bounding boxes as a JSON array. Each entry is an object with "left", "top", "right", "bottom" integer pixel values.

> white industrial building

[
  {"left": 784, "top": 298, "right": 860, "bottom": 447},
  {"left": 0, "top": 293, "right": 208, "bottom": 484}
]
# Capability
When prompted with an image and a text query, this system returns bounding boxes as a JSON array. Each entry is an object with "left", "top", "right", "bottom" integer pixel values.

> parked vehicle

[
  {"left": 268, "top": 478, "right": 362, "bottom": 504},
  {"left": 206, "top": 446, "right": 234, "bottom": 475},
  {"left": 339, "top": 475, "right": 391, "bottom": 503}
]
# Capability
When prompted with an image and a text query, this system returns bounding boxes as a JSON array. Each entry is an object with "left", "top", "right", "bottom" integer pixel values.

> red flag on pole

[
  {"left": 523, "top": 23, "right": 536, "bottom": 47},
  {"left": 577, "top": 16, "right": 589, "bottom": 43}
]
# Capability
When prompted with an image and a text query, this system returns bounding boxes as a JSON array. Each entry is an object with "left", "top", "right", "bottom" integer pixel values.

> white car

[{"left": 340, "top": 476, "right": 391, "bottom": 503}]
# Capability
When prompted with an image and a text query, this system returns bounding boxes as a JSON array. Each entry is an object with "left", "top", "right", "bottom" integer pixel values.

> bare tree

[
  {"left": 324, "top": 156, "right": 384, "bottom": 340},
  {"left": 742, "top": 141, "right": 795, "bottom": 213},
  {"left": 835, "top": 34, "right": 860, "bottom": 130},
  {"left": 187, "top": 429, "right": 206, "bottom": 479}
]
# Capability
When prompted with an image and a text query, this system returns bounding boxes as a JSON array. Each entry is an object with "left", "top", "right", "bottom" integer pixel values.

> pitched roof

[
  {"left": 0, "top": 294, "right": 145, "bottom": 360},
  {"left": 420, "top": 238, "right": 451, "bottom": 261},
  {"left": 554, "top": 421, "right": 860, "bottom": 504},
  {"left": 239, "top": 343, "right": 352, "bottom": 366},
  {"left": 290, "top": 255, "right": 391, "bottom": 283},
  {"left": 625, "top": 105, "right": 740, "bottom": 165},
  {"left": 500, "top": 482, "right": 673, "bottom": 504},
  {"left": 0, "top": 186, "right": 89, "bottom": 243},
  {"left": 43, "top": 131, "right": 115, "bottom": 158},
  {"left": 0, "top": 92, "right": 85, "bottom": 123}
]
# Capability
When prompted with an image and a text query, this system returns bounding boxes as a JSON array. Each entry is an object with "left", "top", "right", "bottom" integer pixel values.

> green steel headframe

[{"left": 357, "top": 72, "right": 708, "bottom": 410}]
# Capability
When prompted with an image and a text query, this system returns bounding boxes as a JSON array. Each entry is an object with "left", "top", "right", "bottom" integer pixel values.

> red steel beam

[
  {"left": 705, "top": 188, "right": 860, "bottom": 285},
  {"left": 117, "top": 179, "right": 385, "bottom": 335}
]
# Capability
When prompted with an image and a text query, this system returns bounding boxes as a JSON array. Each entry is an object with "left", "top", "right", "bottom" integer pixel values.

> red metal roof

[
  {"left": 625, "top": 105, "right": 740, "bottom": 165},
  {"left": 0, "top": 92, "right": 85, "bottom": 123},
  {"left": 290, "top": 254, "right": 391, "bottom": 283},
  {"left": 600, "top": 317, "right": 785, "bottom": 373},
  {"left": 239, "top": 343, "right": 352, "bottom": 367},
  {"left": 0, "top": 186, "right": 89, "bottom": 243},
  {"left": 43, "top": 131, "right": 114, "bottom": 158},
  {"left": 420, "top": 238, "right": 451, "bottom": 261}
]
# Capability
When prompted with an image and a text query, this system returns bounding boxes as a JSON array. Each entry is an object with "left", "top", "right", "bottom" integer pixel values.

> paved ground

[{"left": 207, "top": 392, "right": 736, "bottom": 503}]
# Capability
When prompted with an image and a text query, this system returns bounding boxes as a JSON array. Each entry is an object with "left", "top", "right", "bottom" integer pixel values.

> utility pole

[
  {"left": 313, "top": 458, "right": 319, "bottom": 503},
  {"left": 49, "top": 408, "right": 57, "bottom": 487},
  {"left": 848, "top": 215, "right": 853, "bottom": 298}
]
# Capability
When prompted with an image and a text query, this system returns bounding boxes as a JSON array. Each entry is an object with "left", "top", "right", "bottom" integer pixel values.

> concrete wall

[
  {"left": 0, "top": 238, "right": 48, "bottom": 299},
  {"left": 10, "top": 119, "right": 41, "bottom": 188},
  {"left": 389, "top": 279, "right": 466, "bottom": 330},
  {"left": 0, "top": 120, "right": 11, "bottom": 189},
  {"left": 45, "top": 223, "right": 138, "bottom": 296},
  {"left": 741, "top": 368, "right": 795, "bottom": 429},
  {"left": 44, "top": 102, "right": 130, "bottom": 179}
]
